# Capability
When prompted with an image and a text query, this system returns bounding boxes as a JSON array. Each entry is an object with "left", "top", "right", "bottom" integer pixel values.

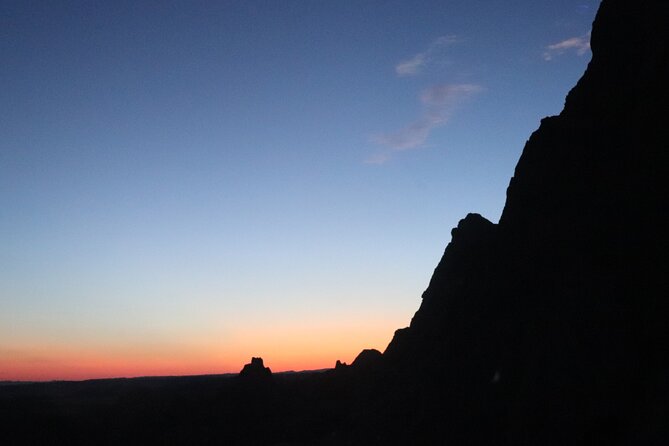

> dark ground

[{"left": 0, "top": 370, "right": 354, "bottom": 445}]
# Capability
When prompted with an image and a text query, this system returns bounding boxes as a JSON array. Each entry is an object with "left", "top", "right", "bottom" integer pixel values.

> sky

[{"left": 1, "top": 0, "right": 599, "bottom": 381}]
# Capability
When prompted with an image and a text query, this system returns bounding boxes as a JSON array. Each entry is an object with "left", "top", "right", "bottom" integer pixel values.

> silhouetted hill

[
  {"left": 240, "top": 357, "right": 272, "bottom": 379},
  {"left": 376, "top": 1, "right": 669, "bottom": 444}
]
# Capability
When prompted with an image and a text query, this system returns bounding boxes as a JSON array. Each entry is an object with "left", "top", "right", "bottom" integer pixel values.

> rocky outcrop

[
  {"left": 239, "top": 357, "right": 272, "bottom": 379},
  {"left": 350, "top": 349, "right": 383, "bottom": 371},
  {"left": 335, "top": 359, "right": 347, "bottom": 370},
  {"left": 372, "top": 1, "right": 669, "bottom": 443}
]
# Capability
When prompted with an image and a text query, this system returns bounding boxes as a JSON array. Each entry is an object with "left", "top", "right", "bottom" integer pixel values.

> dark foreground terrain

[
  {"left": 2, "top": 1, "right": 667, "bottom": 444},
  {"left": 0, "top": 368, "right": 364, "bottom": 445}
]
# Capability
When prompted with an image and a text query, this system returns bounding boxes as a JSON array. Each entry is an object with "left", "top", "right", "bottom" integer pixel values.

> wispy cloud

[
  {"left": 367, "top": 84, "right": 482, "bottom": 163},
  {"left": 543, "top": 32, "right": 591, "bottom": 61},
  {"left": 395, "top": 54, "right": 426, "bottom": 77},
  {"left": 395, "top": 35, "right": 458, "bottom": 77}
]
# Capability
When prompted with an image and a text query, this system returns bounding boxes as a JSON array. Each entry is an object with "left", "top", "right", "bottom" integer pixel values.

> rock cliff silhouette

[
  {"left": 239, "top": 357, "right": 272, "bottom": 379},
  {"left": 366, "top": 1, "right": 669, "bottom": 444}
]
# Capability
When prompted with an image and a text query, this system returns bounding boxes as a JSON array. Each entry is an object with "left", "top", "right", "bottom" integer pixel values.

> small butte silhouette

[{"left": 239, "top": 357, "right": 272, "bottom": 379}]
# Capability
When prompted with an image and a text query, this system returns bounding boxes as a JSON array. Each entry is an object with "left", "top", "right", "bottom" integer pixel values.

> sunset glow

[
  {"left": 1, "top": 0, "right": 597, "bottom": 382},
  {"left": 1, "top": 315, "right": 403, "bottom": 381}
]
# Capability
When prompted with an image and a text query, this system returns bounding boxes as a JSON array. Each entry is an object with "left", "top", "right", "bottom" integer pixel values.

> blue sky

[{"left": 1, "top": 0, "right": 599, "bottom": 379}]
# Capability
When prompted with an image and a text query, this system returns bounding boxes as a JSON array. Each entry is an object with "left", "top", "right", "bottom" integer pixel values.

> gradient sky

[{"left": 1, "top": 0, "right": 599, "bottom": 381}]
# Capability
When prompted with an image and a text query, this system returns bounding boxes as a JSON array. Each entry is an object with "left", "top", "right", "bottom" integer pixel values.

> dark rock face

[
  {"left": 350, "top": 349, "right": 383, "bottom": 371},
  {"left": 239, "top": 357, "right": 272, "bottom": 379},
  {"left": 377, "top": 1, "right": 669, "bottom": 444}
]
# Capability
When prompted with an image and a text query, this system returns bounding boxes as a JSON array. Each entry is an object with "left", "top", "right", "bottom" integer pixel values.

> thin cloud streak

[
  {"left": 395, "top": 54, "right": 426, "bottom": 77},
  {"left": 395, "top": 35, "right": 458, "bottom": 77},
  {"left": 367, "top": 84, "right": 482, "bottom": 164},
  {"left": 543, "top": 32, "right": 591, "bottom": 60}
]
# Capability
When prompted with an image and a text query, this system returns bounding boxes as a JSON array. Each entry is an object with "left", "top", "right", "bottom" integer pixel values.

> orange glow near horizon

[{"left": 1, "top": 317, "right": 401, "bottom": 382}]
